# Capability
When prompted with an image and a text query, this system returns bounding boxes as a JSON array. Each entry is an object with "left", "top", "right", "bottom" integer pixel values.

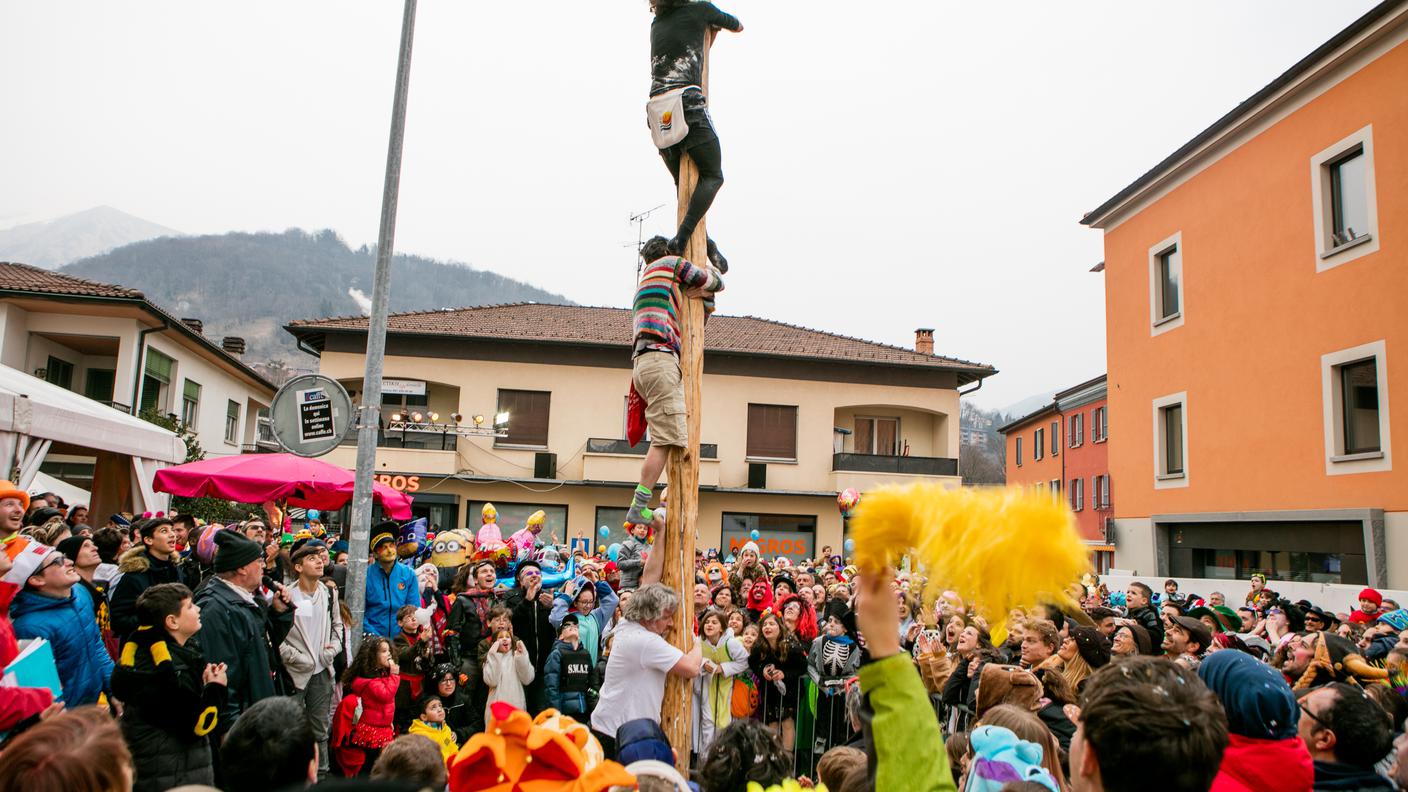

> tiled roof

[
  {"left": 0, "top": 261, "right": 145, "bottom": 299},
  {"left": 288, "top": 303, "right": 995, "bottom": 377},
  {"left": 0, "top": 261, "right": 274, "bottom": 392}
]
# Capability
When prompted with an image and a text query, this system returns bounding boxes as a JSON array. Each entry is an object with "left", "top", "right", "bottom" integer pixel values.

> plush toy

[
  {"left": 429, "top": 527, "right": 475, "bottom": 588},
  {"left": 507, "top": 510, "right": 547, "bottom": 561},
  {"left": 475, "top": 503, "right": 505, "bottom": 551},
  {"left": 397, "top": 518, "right": 428, "bottom": 563},
  {"left": 966, "top": 725, "right": 1059, "bottom": 792},
  {"left": 447, "top": 703, "right": 633, "bottom": 792},
  {"left": 848, "top": 484, "right": 1090, "bottom": 645}
]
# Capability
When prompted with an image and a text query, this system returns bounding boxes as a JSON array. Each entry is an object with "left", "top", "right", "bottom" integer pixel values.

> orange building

[
  {"left": 1001, "top": 376, "right": 1113, "bottom": 569},
  {"left": 1082, "top": 3, "right": 1408, "bottom": 587}
]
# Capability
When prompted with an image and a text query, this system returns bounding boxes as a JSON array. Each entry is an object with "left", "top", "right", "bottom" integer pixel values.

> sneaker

[{"left": 625, "top": 504, "right": 654, "bottom": 526}]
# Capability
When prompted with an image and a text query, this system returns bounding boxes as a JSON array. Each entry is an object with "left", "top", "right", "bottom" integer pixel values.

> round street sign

[{"left": 268, "top": 374, "right": 355, "bottom": 457}]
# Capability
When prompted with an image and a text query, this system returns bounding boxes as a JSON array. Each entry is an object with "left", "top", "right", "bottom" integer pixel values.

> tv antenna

[{"left": 629, "top": 204, "right": 666, "bottom": 280}]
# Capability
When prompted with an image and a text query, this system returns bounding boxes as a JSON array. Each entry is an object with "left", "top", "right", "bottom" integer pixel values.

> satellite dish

[{"left": 268, "top": 374, "right": 355, "bottom": 457}]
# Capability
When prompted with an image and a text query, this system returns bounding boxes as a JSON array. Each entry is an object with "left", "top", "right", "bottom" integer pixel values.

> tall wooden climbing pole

[{"left": 658, "top": 30, "right": 715, "bottom": 773}]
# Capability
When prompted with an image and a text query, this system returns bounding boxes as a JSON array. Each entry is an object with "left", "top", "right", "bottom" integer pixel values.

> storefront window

[
  {"left": 1191, "top": 548, "right": 1343, "bottom": 584},
  {"left": 594, "top": 507, "right": 634, "bottom": 552},
  {"left": 721, "top": 513, "right": 817, "bottom": 563},
  {"left": 466, "top": 501, "right": 567, "bottom": 545}
]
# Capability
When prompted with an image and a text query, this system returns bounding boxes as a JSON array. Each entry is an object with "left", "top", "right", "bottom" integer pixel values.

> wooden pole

[{"left": 658, "top": 32, "right": 714, "bottom": 774}]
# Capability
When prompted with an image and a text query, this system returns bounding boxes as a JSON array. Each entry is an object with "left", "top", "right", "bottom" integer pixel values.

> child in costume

[
  {"left": 482, "top": 624, "right": 535, "bottom": 724},
  {"left": 407, "top": 694, "right": 459, "bottom": 762},
  {"left": 110, "top": 582, "right": 227, "bottom": 792},
  {"left": 550, "top": 574, "right": 619, "bottom": 667},
  {"left": 616, "top": 520, "right": 652, "bottom": 590},
  {"left": 692, "top": 608, "right": 749, "bottom": 756},
  {"left": 730, "top": 540, "right": 765, "bottom": 592},
  {"left": 807, "top": 606, "right": 860, "bottom": 764},
  {"left": 544, "top": 614, "right": 598, "bottom": 718}
]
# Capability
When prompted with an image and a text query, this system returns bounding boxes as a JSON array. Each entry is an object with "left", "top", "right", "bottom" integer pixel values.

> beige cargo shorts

[{"left": 632, "top": 351, "right": 687, "bottom": 448}]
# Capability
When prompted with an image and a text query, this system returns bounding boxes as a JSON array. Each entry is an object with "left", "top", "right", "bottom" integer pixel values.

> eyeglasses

[{"left": 1300, "top": 704, "right": 1331, "bottom": 731}]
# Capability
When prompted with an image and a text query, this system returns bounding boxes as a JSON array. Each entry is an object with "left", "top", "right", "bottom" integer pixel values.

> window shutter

[
  {"left": 145, "top": 349, "right": 174, "bottom": 384},
  {"left": 497, "top": 389, "right": 551, "bottom": 446},
  {"left": 747, "top": 404, "right": 798, "bottom": 459},
  {"left": 183, "top": 380, "right": 201, "bottom": 402}
]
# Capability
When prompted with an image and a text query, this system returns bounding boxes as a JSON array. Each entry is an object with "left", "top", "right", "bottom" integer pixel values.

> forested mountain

[{"left": 62, "top": 229, "right": 569, "bottom": 365}]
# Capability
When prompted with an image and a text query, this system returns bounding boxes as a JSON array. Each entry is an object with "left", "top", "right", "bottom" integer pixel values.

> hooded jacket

[
  {"left": 616, "top": 534, "right": 650, "bottom": 589},
  {"left": 1199, "top": 648, "right": 1313, "bottom": 792},
  {"left": 11, "top": 583, "right": 113, "bottom": 705},
  {"left": 191, "top": 576, "right": 293, "bottom": 721},
  {"left": 0, "top": 579, "right": 54, "bottom": 732},
  {"left": 278, "top": 580, "right": 342, "bottom": 690},
  {"left": 109, "top": 547, "right": 192, "bottom": 641}
]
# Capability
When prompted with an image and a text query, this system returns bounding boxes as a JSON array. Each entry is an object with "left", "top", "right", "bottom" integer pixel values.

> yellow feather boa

[{"left": 849, "top": 484, "right": 1091, "bottom": 644}]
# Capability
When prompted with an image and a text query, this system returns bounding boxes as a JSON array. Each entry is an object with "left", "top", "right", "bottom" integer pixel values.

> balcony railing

[
  {"left": 339, "top": 429, "right": 458, "bottom": 451},
  {"left": 832, "top": 452, "right": 958, "bottom": 477},
  {"left": 586, "top": 438, "right": 718, "bottom": 459}
]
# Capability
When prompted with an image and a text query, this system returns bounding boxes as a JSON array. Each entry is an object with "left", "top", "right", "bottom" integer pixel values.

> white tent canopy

[
  {"left": 28, "top": 470, "right": 91, "bottom": 508},
  {"left": 0, "top": 364, "right": 184, "bottom": 514}
]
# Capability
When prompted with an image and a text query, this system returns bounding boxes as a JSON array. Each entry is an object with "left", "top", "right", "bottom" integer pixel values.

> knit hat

[
  {"left": 1186, "top": 606, "right": 1236, "bottom": 634},
  {"left": 214, "top": 529, "right": 263, "bottom": 573},
  {"left": 966, "top": 724, "right": 1060, "bottom": 792},
  {"left": 976, "top": 664, "right": 1042, "bottom": 717},
  {"left": 3, "top": 538, "right": 57, "bottom": 584},
  {"left": 110, "top": 513, "right": 132, "bottom": 528},
  {"left": 1198, "top": 649, "right": 1299, "bottom": 740},
  {"left": 740, "top": 540, "right": 760, "bottom": 558},
  {"left": 0, "top": 481, "right": 29, "bottom": 510},
  {"left": 1358, "top": 587, "right": 1383, "bottom": 607},
  {"left": 1378, "top": 609, "right": 1408, "bottom": 632},
  {"left": 1069, "top": 626, "right": 1111, "bottom": 669},
  {"left": 55, "top": 535, "right": 90, "bottom": 564},
  {"left": 616, "top": 718, "right": 673, "bottom": 765},
  {"left": 330, "top": 539, "right": 349, "bottom": 556},
  {"left": 1169, "top": 615, "right": 1213, "bottom": 654}
]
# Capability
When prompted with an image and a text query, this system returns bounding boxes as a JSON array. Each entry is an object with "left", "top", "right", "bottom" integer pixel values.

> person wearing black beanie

[
  {"left": 192, "top": 527, "right": 295, "bottom": 786},
  {"left": 54, "top": 534, "right": 114, "bottom": 656}
]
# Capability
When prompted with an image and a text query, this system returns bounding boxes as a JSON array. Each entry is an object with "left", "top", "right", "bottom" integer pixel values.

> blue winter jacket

[
  {"left": 364, "top": 562, "right": 420, "bottom": 638},
  {"left": 12, "top": 584, "right": 114, "bottom": 705}
]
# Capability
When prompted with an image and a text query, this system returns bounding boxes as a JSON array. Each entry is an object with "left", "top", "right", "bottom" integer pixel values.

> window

[
  {"left": 1156, "top": 247, "right": 1181, "bottom": 320},
  {"left": 181, "top": 380, "right": 201, "bottom": 426},
  {"left": 1147, "top": 233, "right": 1185, "bottom": 335},
  {"left": 1152, "top": 392, "right": 1188, "bottom": 488},
  {"left": 1069, "top": 413, "right": 1084, "bottom": 448},
  {"left": 1069, "top": 478, "right": 1083, "bottom": 512},
  {"left": 1050, "top": 421, "right": 1059, "bottom": 456},
  {"left": 84, "top": 369, "right": 115, "bottom": 403},
  {"left": 140, "top": 348, "right": 174, "bottom": 414},
  {"left": 225, "top": 400, "right": 240, "bottom": 444},
  {"left": 469, "top": 501, "right": 568, "bottom": 544},
  {"left": 1323, "top": 341, "right": 1390, "bottom": 474},
  {"left": 1015, "top": 436, "right": 1023, "bottom": 467},
  {"left": 1050, "top": 479, "right": 1061, "bottom": 501},
  {"left": 44, "top": 356, "right": 74, "bottom": 390},
  {"left": 747, "top": 404, "right": 797, "bottom": 460},
  {"left": 1092, "top": 406, "right": 1107, "bottom": 442},
  {"left": 1034, "top": 428, "right": 1044, "bottom": 460},
  {"left": 496, "top": 389, "right": 551, "bottom": 447},
  {"left": 854, "top": 416, "right": 900, "bottom": 455},
  {"left": 1312, "top": 126, "right": 1379, "bottom": 270},
  {"left": 722, "top": 512, "right": 817, "bottom": 563}
]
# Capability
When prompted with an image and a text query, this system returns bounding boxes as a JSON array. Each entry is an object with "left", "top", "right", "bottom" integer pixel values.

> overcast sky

[{"left": 1, "top": 1, "right": 1380, "bottom": 410}]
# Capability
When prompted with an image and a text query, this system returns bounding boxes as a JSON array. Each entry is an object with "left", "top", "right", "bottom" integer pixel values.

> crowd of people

[{"left": 2, "top": 477, "right": 1408, "bottom": 792}]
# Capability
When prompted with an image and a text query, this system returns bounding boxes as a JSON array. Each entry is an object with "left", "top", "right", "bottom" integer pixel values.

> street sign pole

[{"left": 346, "top": 0, "right": 418, "bottom": 648}]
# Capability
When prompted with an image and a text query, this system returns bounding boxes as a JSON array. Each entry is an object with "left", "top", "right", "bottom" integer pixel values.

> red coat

[
  {"left": 348, "top": 674, "right": 399, "bottom": 749},
  {"left": 1348, "top": 608, "right": 1378, "bottom": 625},
  {"left": 1210, "top": 733, "right": 1313, "bottom": 792},
  {"left": 0, "top": 580, "right": 54, "bottom": 732}
]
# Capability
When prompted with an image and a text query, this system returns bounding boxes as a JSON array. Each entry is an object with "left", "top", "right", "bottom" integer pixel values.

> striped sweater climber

[{"left": 632, "top": 254, "right": 724, "bottom": 357}]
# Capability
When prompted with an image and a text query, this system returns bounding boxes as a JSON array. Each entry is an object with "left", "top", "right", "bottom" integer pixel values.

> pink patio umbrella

[{"left": 152, "top": 453, "right": 414, "bottom": 520}]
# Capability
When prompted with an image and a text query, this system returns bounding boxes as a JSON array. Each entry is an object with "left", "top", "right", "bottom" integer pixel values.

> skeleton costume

[{"left": 806, "top": 606, "right": 861, "bottom": 760}]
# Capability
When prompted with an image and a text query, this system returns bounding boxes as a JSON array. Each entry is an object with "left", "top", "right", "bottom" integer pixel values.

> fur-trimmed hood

[{"left": 118, "top": 546, "right": 184, "bottom": 575}]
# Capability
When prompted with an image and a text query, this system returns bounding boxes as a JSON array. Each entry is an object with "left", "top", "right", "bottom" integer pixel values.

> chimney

[
  {"left": 222, "top": 336, "right": 246, "bottom": 357},
  {"left": 180, "top": 318, "right": 204, "bottom": 334},
  {"left": 914, "top": 328, "right": 934, "bottom": 355}
]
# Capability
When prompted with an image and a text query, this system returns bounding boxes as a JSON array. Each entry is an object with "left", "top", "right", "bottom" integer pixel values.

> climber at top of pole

[{"left": 646, "top": 0, "right": 743, "bottom": 272}]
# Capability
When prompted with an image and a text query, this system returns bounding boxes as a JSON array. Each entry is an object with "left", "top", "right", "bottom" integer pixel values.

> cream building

[
  {"left": 287, "top": 304, "right": 994, "bottom": 558},
  {"left": 0, "top": 262, "right": 277, "bottom": 492}
]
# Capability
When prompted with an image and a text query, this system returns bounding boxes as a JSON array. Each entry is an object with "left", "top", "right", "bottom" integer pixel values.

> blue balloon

[
  {"left": 749, "top": 529, "right": 760, "bottom": 541},
  {"left": 306, "top": 509, "right": 321, "bottom": 521},
  {"left": 608, "top": 543, "right": 621, "bottom": 562},
  {"left": 843, "top": 538, "right": 855, "bottom": 553},
  {"left": 598, "top": 525, "right": 610, "bottom": 538}
]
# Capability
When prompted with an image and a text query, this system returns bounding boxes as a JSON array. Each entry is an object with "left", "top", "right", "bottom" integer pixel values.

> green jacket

[{"left": 858, "top": 653, "right": 957, "bottom": 792}]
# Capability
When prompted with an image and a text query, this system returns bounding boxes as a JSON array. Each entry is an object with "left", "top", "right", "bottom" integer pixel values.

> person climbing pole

[
  {"left": 647, "top": 0, "right": 742, "bottom": 269},
  {"left": 623, "top": 236, "right": 723, "bottom": 527}
]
